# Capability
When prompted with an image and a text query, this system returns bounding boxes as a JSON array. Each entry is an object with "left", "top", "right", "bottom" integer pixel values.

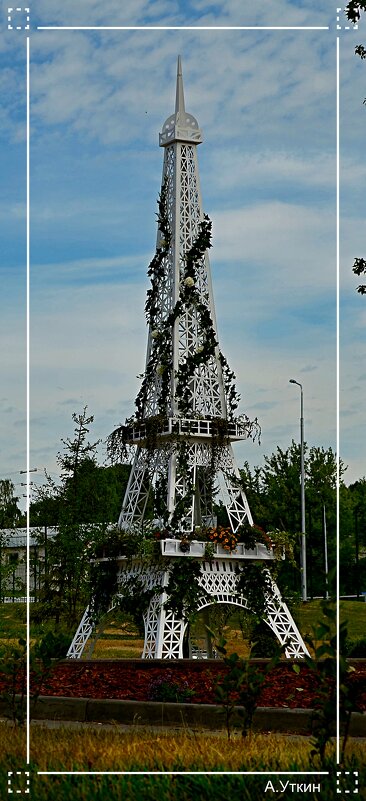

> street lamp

[
  {"left": 354, "top": 506, "right": 360, "bottom": 600},
  {"left": 323, "top": 503, "right": 329, "bottom": 600},
  {"left": 289, "top": 379, "right": 307, "bottom": 602}
]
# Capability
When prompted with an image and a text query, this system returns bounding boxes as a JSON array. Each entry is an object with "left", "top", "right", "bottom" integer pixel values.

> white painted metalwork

[
  {"left": 195, "top": 562, "right": 309, "bottom": 658},
  {"left": 69, "top": 57, "right": 309, "bottom": 661},
  {"left": 68, "top": 554, "right": 309, "bottom": 660},
  {"left": 67, "top": 606, "right": 95, "bottom": 659},
  {"left": 119, "top": 59, "right": 254, "bottom": 538},
  {"left": 124, "top": 416, "right": 252, "bottom": 444},
  {"left": 160, "top": 538, "right": 276, "bottom": 560},
  {"left": 143, "top": 590, "right": 187, "bottom": 659}
]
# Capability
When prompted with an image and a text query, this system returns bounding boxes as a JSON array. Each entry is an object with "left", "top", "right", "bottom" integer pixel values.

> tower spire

[
  {"left": 175, "top": 55, "right": 186, "bottom": 117},
  {"left": 159, "top": 55, "right": 202, "bottom": 146}
]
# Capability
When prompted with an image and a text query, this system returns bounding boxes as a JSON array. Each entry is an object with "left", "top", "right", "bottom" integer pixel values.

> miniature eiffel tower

[{"left": 67, "top": 58, "right": 309, "bottom": 660}]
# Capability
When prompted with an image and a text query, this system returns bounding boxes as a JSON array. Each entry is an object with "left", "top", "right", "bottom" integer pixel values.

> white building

[{"left": 0, "top": 527, "right": 57, "bottom": 602}]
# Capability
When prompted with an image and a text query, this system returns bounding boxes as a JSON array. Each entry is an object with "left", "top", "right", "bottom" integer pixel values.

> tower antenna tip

[{"left": 175, "top": 55, "right": 185, "bottom": 115}]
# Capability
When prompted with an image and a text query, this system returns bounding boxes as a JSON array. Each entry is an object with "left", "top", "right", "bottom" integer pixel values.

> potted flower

[{"left": 179, "top": 536, "right": 191, "bottom": 553}]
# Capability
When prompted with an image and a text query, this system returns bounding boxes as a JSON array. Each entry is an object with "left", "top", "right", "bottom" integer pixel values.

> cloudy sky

[{"left": 0, "top": 0, "right": 365, "bottom": 508}]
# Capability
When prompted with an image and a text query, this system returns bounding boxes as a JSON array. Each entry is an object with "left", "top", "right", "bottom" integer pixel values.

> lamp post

[
  {"left": 289, "top": 379, "right": 307, "bottom": 602},
  {"left": 323, "top": 503, "right": 329, "bottom": 600},
  {"left": 354, "top": 506, "right": 360, "bottom": 600}
]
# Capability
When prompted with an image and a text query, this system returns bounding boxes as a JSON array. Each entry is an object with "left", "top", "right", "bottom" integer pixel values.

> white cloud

[
  {"left": 27, "top": 246, "right": 337, "bottom": 487},
  {"left": 26, "top": 25, "right": 336, "bottom": 150},
  {"left": 1, "top": 0, "right": 365, "bottom": 492},
  {"left": 206, "top": 148, "right": 336, "bottom": 193},
  {"left": 211, "top": 201, "right": 335, "bottom": 293},
  {"left": 189, "top": 0, "right": 330, "bottom": 26},
  {"left": 32, "top": 254, "right": 149, "bottom": 283},
  {"left": 34, "top": 0, "right": 179, "bottom": 26}
]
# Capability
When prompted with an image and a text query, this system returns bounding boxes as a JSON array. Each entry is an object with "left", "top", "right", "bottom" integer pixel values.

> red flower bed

[{"left": 5, "top": 659, "right": 359, "bottom": 710}]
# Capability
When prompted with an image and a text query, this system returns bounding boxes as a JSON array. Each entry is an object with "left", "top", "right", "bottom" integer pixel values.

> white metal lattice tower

[
  {"left": 67, "top": 58, "right": 309, "bottom": 661},
  {"left": 119, "top": 56, "right": 253, "bottom": 539}
]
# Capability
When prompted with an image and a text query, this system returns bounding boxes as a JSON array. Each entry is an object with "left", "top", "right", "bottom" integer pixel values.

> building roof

[{"left": 0, "top": 527, "right": 58, "bottom": 548}]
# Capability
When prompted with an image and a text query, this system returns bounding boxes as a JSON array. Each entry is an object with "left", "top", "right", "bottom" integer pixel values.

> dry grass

[
  {"left": 85, "top": 619, "right": 144, "bottom": 659},
  {"left": 91, "top": 641, "right": 144, "bottom": 659},
  {"left": 0, "top": 721, "right": 329, "bottom": 771},
  {"left": 86, "top": 603, "right": 354, "bottom": 660}
]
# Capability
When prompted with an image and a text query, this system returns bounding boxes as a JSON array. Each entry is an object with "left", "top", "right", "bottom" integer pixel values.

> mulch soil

[{"left": 9, "top": 659, "right": 363, "bottom": 710}]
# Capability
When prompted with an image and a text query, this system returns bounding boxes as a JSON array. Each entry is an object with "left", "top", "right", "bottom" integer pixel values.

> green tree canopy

[
  {"left": 340, "top": 478, "right": 366, "bottom": 597},
  {"left": 30, "top": 408, "right": 130, "bottom": 527},
  {"left": 30, "top": 408, "right": 130, "bottom": 623},
  {"left": 345, "top": 2, "right": 366, "bottom": 292},
  {"left": 0, "top": 479, "right": 22, "bottom": 528},
  {"left": 240, "top": 442, "right": 339, "bottom": 598}
]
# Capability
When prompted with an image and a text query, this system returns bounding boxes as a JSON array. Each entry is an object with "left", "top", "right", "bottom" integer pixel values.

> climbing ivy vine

[
  {"left": 107, "top": 183, "right": 260, "bottom": 537},
  {"left": 164, "top": 558, "right": 207, "bottom": 619},
  {"left": 108, "top": 182, "right": 259, "bottom": 447},
  {"left": 125, "top": 180, "right": 243, "bottom": 422}
]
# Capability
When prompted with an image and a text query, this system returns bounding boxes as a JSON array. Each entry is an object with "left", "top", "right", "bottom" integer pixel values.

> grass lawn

[
  {"left": 0, "top": 599, "right": 365, "bottom": 659},
  {"left": 339, "top": 600, "right": 366, "bottom": 639},
  {"left": 87, "top": 600, "right": 366, "bottom": 659},
  {"left": 2, "top": 766, "right": 364, "bottom": 801},
  {"left": 1, "top": 723, "right": 365, "bottom": 801},
  {"left": 1, "top": 601, "right": 365, "bottom": 800},
  {"left": 90, "top": 620, "right": 144, "bottom": 660},
  {"left": 1, "top": 721, "right": 363, "bottom": 772},
  {"left": 297, "top": 599, "right": 366, "bottom": 641},
  {"left": 0, "top": 603, "right": 26, "bottom": 641}
]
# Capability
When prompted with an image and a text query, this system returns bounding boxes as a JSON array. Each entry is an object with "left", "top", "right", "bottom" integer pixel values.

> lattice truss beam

[
  {"left": 67, "top": 558, "right": 309, "bottom": 659},
  {"left": 144, "top": 138, "right": 226, "bottom": 421},
  {"left": 119, "top": 74, "right": 253, "bottom": 536},
  {"left": 119, "top": 440, "right": 253, "bottom": 534}
]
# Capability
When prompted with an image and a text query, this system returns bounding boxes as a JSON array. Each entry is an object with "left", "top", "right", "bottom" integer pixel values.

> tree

[
  {"left": 340, "top": 478, "right": 366, "bottom": 597},
  {"left": 0, "top": 480, "right": 24, "bottom": 599},
  {"left": 30, "top": 460, "right": 129, "bottom": 528},
  {"left": 31, "top": 408, "right": 130, "bottom": 624},
  {"left": 0, "top": 479, "right": 22, "bottom": 528},
  {"left": 346, "top": 1, "right": 366, "bottom": 25},
  {"left": 352, "top": 258, "right": 366, "bottom": 295},
  {"left": 33, "top": 408, "right": 100, "bottom": 623},
  {"left": 240, "top": 442, "right": 339, "bottom": 598},
  {"left": 345, "top": 2, "right": 366, "bottom": 293}
]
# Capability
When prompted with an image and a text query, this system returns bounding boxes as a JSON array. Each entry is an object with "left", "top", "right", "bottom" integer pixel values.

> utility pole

[{"left": 289, "top": 379, "right": 307, "bottom": 602}]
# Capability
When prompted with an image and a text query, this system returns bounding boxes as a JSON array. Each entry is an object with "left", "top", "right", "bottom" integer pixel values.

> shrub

[
  {"left": 249, "top": 621, "right": 278, "bottom": 657},
  {"left": 147, "top": 671, "right": 195, "bottom": 703},
  {"left": 344, "top": 637, "right": 366, "bottom": 657},
  {"left": 13, "top": 604, "right": 27, "bottom": 622},
  {"left": 34, "top": 630, "right": 72, "bottom": 660},
  {"left": 213, "top": 635, "right": 280, "bottom": 738}
]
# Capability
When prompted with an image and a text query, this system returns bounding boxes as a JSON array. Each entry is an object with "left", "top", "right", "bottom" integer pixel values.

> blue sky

[{"left": 0, "top": 0, "right": 365, "bottom": 508}]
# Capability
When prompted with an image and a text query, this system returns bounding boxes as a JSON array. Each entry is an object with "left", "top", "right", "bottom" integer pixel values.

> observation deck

[
  {"left": 160, "top": 538, "right": 278, "bottom": 560},
  {"left": 123, "top": 415, "right": 251, "bottom": 446}
]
